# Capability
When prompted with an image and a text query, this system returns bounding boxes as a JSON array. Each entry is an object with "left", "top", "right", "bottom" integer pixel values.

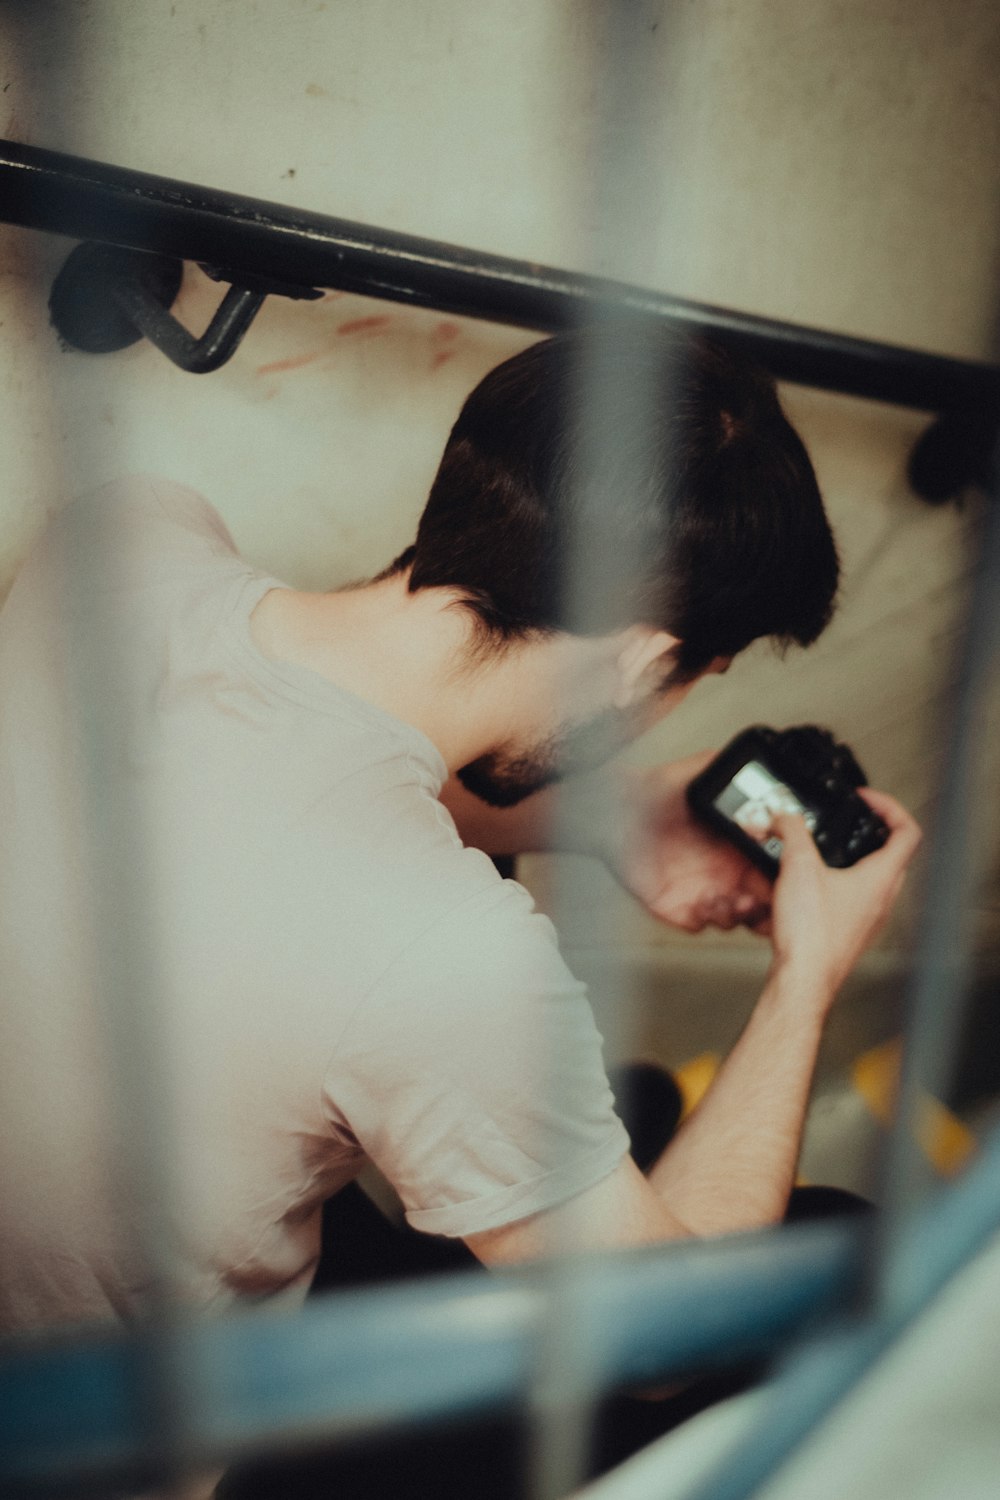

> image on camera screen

[{"left": 714, "top": 760, "right": 818, "bottom": 861}]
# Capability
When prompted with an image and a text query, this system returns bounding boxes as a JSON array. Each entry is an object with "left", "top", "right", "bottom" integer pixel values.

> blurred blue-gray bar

[{"left": 0, "top": 1220, "right": 862, "bottom": 1492}]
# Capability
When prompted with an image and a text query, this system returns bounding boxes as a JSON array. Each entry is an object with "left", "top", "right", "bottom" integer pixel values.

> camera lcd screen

[{"left": 713, "top": 760, "right": 818, "bottom": 862}]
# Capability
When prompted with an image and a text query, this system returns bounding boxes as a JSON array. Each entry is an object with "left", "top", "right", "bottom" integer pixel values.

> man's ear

[{"left": 613, "top": 627, "right": 681, "bottom": 708}]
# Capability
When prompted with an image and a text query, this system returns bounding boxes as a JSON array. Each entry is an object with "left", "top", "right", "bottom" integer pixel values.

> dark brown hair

[{"left": 390, "top": 326, "right": 839, "bottom": 680}]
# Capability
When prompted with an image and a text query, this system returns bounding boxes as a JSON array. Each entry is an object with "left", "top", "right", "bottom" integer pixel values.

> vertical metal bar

[
  {"left": 531, "top": 6, "right": 681, "bottom": 1498},
  {"left": 56, "top": 496, "right": 197, "bottom": 1495},
  {"left": 877, "top": 430, "right": 1000, "bottom": 1304},
  {"left": 19, "top": 5, "right": 200, "bottom": 1489}
]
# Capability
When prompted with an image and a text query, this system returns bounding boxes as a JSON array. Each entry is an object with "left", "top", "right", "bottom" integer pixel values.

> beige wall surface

[{"left": 1, "top": 0, "right": 998, "bottom": 1059}]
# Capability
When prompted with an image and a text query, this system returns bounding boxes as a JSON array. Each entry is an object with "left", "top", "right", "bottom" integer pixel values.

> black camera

[{"left": 686, "top": 725, "right": 890, "bottom": 879}]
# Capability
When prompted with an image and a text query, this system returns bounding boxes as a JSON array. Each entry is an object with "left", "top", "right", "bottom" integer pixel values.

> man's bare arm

[{"left": 467, "top": 962, "right": 826, "bottom": 1263}]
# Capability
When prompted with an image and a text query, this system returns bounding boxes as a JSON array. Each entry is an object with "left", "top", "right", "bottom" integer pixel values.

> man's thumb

[{"left": 770, "top": 811, "right": 819, "bottom": 866}]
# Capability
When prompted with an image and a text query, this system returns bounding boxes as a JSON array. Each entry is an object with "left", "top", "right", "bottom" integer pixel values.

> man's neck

[{"left": 249, "top": 577, "right": 525, "bottom": 771}]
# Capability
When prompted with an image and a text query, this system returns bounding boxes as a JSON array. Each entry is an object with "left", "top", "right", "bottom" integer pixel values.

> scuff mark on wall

[
  {"left": 337, "top": 315, "right": 392, "bottom": 337},
  {"left": 430, "top": 319, "right": 461, "bottom": 370},
  {"left": 255, "top": 350, "right": 322, "bottom": 376}
]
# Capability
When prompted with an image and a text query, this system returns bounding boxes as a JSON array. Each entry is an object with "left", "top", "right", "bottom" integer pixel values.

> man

[{"left": 0, "top": 326, "right": 918, "bottom": 1341}]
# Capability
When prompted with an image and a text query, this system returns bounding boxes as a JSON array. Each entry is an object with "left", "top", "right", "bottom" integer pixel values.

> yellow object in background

[
  {"left": 675, "top": 1052, "right": 721, "bottom": 1121},
  {"left": 853, "top": 1038, "right": 977, "bottom": 1177}
]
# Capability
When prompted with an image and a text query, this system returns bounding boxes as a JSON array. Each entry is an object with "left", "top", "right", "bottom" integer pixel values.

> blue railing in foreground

[
  {"left": 1, "top": 1218, "right": 862, "bottom": 1494},
  {"left": 7, "top": 1108, "right": 1000, "bottom": 1499}
]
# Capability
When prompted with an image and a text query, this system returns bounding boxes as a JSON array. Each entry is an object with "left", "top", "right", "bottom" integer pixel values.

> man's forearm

[
  {"left": 438, "top": 776, "right": 558, "bottom": 855},
  {"left": 649, "top": 963, "right": 829, "bottom": 1236},
  {"left": 438, "top": 770, "right": 625, "bottom": 859}
]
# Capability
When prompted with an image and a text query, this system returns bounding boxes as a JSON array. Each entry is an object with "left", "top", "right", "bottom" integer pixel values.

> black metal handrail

[{"left": 2, "top": 136, "right": 998, "bottom": 419}]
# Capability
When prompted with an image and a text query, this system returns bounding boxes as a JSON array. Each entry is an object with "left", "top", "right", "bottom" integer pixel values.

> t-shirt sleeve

[
  {"left": 48, "top": 475, "right": 242, "bottom": 603},
  {"left": 320, "top": 882, "right": 630, "bottom": 1239}
]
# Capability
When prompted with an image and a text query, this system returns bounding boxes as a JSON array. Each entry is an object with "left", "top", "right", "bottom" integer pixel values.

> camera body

[{"left": 686, "top": 725, "right": 889, "bottom": 879}]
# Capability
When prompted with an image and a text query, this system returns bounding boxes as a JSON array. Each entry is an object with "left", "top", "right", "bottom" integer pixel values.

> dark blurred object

[{"left": 908, "top": 408, "right": 999, "bottom": 504}]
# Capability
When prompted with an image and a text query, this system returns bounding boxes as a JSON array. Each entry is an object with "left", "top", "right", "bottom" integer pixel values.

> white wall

[{"left": 2, "top": 0, "right": 999, "bottom": 1022}]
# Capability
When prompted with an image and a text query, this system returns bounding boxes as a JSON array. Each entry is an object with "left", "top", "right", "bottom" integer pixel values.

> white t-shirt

[{"left": 0, "top": 476, "right": 627, "bottom": 1334}]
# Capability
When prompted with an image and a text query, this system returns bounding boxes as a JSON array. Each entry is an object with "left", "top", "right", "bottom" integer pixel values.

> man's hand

[
  {"left": 603, "top": 752, "right": 773, "bottom": 933},
  {"left": 767, "top": 787, "right": 922, "bottom": 1004}
]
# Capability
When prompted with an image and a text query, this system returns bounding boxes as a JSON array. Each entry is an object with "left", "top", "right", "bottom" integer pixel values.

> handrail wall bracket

[{"left": 48, "top": 240, "right": 321, "bottom": 375}]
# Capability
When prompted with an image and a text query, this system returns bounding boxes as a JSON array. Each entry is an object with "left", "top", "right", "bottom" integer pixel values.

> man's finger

[
  {"left": 858, "top": 786, "right": 922, "bottom": 843},
  {"left": 769, "top": 793, "right": 920, "bottom": 882},
  {"left": 770, "top": 810, "right": 822, "bottom": 867},
  {"left": 854, "top": 787, "right": 922, "bottom": 872}
]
